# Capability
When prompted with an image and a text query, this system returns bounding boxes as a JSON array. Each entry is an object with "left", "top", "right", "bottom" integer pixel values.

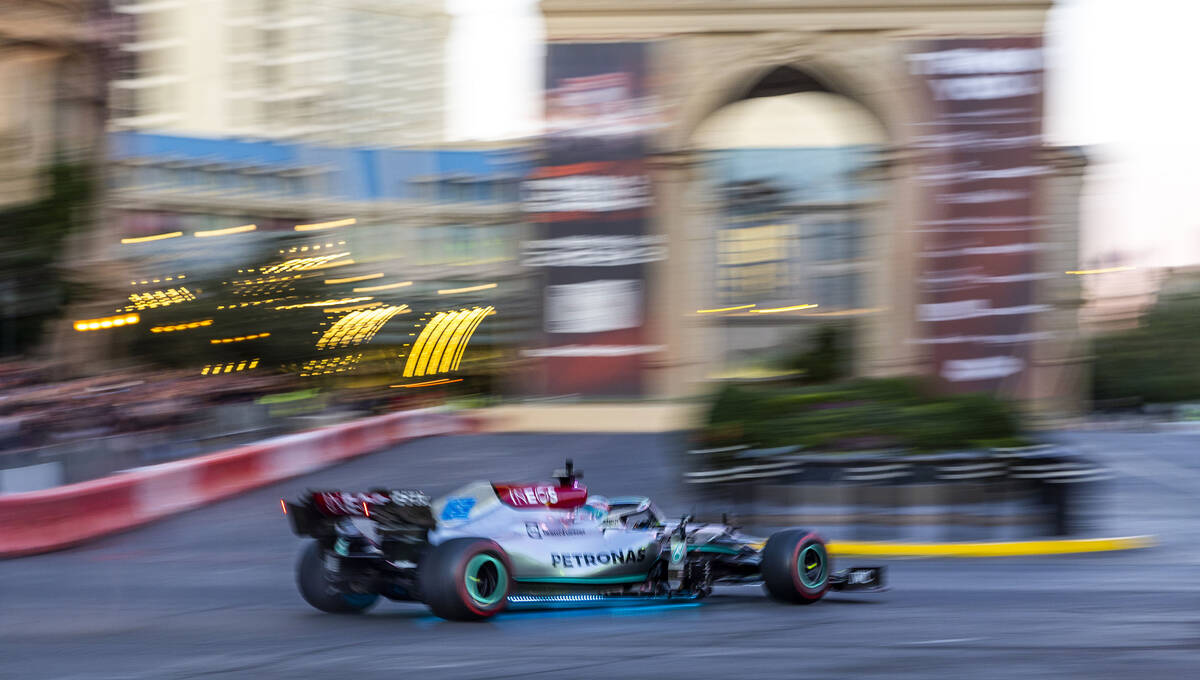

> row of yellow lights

[
  {"left": 696, "top": 303, "right": 819, "bottom": 315},
  {"left": 196, "top": 224, "right": 256, "bottom": 238},
  {"left": 325, "top": 272, "right": 382, "bottom": 285},
  {"left": 277, "top": 296, "right": 373, "bottom": 310},
  {"left": 280, "top": 241, "right": 345, "bottom": 255},
  {"left": 151, "top": 319, "right": 212, "bottom": 333},
  {"left": 402, "top": 306, "right": 494, "bottom": 378},
  {"left": 210, "top": 332, "right": 270, "bottom": 345},
  {"left": 122, "top": 219, "right": 355, "bottom": 244},
  {"left": 437, "top": 282, "right": 497, "bottom": 295},
  {"left": 74, "top": 314, "right": 139, "bottom": 332},
  {"left": 121, "top": 225, "right": 255, "bottom": 244},
  {"left": 316, "top": 305, "right": 408, "bottom": 350},
  {"left": 325, "top": 301, "right": 382, "bottom": 314},
  {"left": 295, "top": 218, "right": 355, "bottom": 232},
  {"left": 201, "top": 359, "right": 260, "bottom": 375},
  {"left": 355, "top": 280, "right": 412, "bottom": 293},
  {"left": 234, "top": 274, "right": 302, "bottom": 286},
  {"left": 218, "top": 297, "right": 291, "bottom": 310},
  {"left": 130, "top": 275, "right": 185, "bottom": 285},
  {"left": 300, "top": 352, "right": 363, "bottom": 377},
  {"left": 1065, "top": 266, "right": 1134, "bottom": 275}
]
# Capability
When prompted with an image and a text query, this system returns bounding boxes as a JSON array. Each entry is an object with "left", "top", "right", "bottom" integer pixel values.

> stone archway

[
  {"left": 647, "top": 42, "right": 923, "bottom": 398},
  {"left": 539, "top": 0, "right": 1087, "bottom": 417},
  {"left": 686, "top": 84, "right": 893, "bottom": 383}
]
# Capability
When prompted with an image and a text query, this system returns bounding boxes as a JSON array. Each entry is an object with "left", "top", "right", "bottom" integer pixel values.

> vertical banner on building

[
  {"left": 522, "top": 43, "right": 663, "bottom": 396},
  {"left": 908, "top": 39, "right": 1046, "bottom": 393}
]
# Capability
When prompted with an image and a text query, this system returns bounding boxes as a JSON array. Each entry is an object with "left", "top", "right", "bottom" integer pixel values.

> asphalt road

[{"left": 2, "top": 431, "right": 1198, "bottom": 679}]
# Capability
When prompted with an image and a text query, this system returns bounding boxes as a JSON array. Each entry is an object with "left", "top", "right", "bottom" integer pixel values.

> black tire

[
  {"left": 419, "top": 538, "right": 512, "bottom": 621},
  {"left": 296, "top": 541, "right": 379, "bottom": 614},
  {"left": 761, "top": 529, "right": 831, "bottom": 605}
]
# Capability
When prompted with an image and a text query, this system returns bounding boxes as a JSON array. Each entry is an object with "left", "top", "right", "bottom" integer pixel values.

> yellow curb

[{"left": 828, "top": 535, "right": 1156, "bottom": 557}]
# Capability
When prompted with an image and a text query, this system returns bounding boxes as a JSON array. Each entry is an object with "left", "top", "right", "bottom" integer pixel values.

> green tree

[
  {"left": 0, "top": 162, "right": 94, "bottom": 355},
  {"left": 1092, "top": 292, "right": 1200, "bottom": 404}
]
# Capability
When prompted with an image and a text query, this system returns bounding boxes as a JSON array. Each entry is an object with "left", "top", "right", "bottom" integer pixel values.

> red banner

[
  {"left": 522, "top": 43, "right": 662, "bottom": 397},
  {"left": 908, "top": 38, "right": 1046, "bottom": 393}
]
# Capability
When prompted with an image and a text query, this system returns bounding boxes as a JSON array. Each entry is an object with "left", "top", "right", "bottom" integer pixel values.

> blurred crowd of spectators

[{"left": 0, "top": 361, "right": 293, "bottom": 451}]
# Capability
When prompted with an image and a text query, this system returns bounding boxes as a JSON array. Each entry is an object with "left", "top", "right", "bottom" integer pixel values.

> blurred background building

[
  {"left": 1, "top": 0, "right": 1142, "bottom": 424},
  {"left": 108, "top": 0, "right": 448, "bottom": 146}
]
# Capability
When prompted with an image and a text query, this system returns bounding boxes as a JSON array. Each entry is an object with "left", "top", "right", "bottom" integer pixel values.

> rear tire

[
  {"left": 296, "top": 541, "right": 379, "bottom": 614},
  {"left": 761, "top": 529, "right": 830, "bottom": 605},
  {"left": 419, "top": 538, "right": 511, "bottom": 621}
]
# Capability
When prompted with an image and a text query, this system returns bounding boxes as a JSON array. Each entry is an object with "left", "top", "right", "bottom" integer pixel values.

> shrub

[{"left": 700, "top": 377, "right": 1026, "bottom": 454}]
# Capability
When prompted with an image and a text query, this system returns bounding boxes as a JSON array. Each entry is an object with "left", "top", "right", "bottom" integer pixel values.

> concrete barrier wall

[{"left": 0, "top": 409, "right": 478, "bottom": 558}]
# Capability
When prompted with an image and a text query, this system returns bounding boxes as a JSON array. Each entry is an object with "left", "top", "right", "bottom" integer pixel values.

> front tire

[
  {"left": 761, "top": 529, "right": 830, "bottom": 604},
  {"left": 296, "top": 541, "right": 379, "bottom": 614},
  {"left": 419, "top": 538, "right": 511, "bottom": 621}
]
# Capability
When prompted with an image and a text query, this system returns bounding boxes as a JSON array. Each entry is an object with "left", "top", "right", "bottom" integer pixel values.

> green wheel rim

[
  {"left": 464, "top": 554, "right": 506, "bottom": 606},
  {"left": 797, "top": 543, "right": 827, "bottom": 589}
]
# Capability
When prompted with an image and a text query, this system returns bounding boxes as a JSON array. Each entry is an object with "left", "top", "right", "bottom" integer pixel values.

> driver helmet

[{"left": 578, "top": 494, "right": 610, "bottom": 522}]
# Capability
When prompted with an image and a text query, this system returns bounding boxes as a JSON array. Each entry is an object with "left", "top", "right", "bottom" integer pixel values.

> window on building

[
  {"left": 806, "top": 218, "right": 863, "bottom": 262},
  {"left": 811, "top": 273, "right": 861, "bottom": 310}
]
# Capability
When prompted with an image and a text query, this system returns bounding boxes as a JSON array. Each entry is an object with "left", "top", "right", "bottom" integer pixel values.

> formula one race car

[{"left": 282, "top": 461, "right": 885, "bottom": 620}]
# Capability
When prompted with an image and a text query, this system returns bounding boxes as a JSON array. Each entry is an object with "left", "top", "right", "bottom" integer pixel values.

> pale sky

[{"left": 447, "top": 0, "right": 1200, "bottom": 267}]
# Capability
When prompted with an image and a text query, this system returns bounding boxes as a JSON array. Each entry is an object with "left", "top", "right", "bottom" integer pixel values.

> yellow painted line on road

[{"left": 828, "top": 535, "right": 1156, "bottom": 558}]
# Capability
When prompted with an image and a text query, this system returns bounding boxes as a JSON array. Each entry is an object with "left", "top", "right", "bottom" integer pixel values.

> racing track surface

[{"left": 2, "top": 431, "right": 1199, "bottom": 679}]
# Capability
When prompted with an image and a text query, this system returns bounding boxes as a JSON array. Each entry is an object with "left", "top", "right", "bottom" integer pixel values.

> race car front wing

[{"left": 829, "top": 566, "right": 888, "bottom": 592}]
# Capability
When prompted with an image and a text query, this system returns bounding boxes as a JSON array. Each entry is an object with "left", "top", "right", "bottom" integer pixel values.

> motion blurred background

[
  {"left": 0, "top": 0, "right": 1197, "bottom": 490},
  {"left": 4, "top": 3, "right": 1200, "bottom": 678}
]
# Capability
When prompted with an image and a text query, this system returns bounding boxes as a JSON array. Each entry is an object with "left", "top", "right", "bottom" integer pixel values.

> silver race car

[{"left": 282, "top": 461, "right": 885, "bottom": 620}]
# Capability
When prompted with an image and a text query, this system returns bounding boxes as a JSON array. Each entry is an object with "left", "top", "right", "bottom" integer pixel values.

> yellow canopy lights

[
  {"left": 201, "top": 359, "right": 260, "bottom": 375},
  {"left": 316, "top": 305, "right": 409, "bottom": 350},
  {"left": 74, "top": 314, "right": 139, "bottom": 332},
  {"left": 276, "top": 296, "right": 373, "bottom": 310},
  {"left": 300, "top": 352, "right": 364, "bottom": 377},
  {"left": 127, "top": 287, "right": 196, "bottom": 311},
  {"left": 261, "top": 252, "right": 351, "bottom": 274},
  {"left": 402, "top": 306, "right": 494, "bottom": 378}
]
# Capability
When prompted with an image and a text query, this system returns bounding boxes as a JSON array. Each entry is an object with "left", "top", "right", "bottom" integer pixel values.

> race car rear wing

[{"left": 282, "top": 489, "right": 435, "bottom": 537}]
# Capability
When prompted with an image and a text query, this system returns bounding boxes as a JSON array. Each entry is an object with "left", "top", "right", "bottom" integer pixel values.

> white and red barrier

[{"left": 0, "top": 409, "right": 479, "bottom": 558}]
